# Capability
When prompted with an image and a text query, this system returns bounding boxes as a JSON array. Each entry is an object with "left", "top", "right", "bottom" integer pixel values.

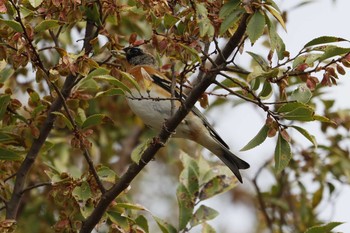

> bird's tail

[{"left": 216, "top": 146, "right": 250, "bottom": 183}]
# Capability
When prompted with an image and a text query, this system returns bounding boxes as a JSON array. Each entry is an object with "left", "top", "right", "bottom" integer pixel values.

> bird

[{"left": 123, "top": 47, "right": 250, "bottom": 182}]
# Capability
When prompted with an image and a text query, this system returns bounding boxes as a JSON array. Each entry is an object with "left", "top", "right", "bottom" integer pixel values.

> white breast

[{"left": 126, "top": 88, "right": 173, "bottom": 131}]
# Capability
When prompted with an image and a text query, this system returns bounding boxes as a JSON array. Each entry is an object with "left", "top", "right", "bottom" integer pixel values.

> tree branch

[
  {"left": 5, "top": 1, "right": 100, "bottom": 219},
  {"left": 6, "top": 74, "right": 76, "bottom": 219},
  {"left": 80, "top": 13, "right": 250, "bottom": 233}
]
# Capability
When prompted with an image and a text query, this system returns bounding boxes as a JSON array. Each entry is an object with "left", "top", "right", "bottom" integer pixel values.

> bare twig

[
  {"left": 82, "top": 148, "right": 106, "bottom": 193},
  {"left": 170, "top": 60, "right": 177, "bottom": 116},
  {"left": 21, "top": 182, "right": 52, "bottom": 195},
  {"left": 252, "top": 160, "right": 274, "bottom": 232}
]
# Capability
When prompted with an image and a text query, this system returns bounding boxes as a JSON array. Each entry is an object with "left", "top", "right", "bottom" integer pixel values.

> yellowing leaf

[
  {"left": 177, "top": 183, "right": 194, "bottom": 230},
  {"left": 290, "top": 84, "right": 312, "bottom": 103},
  {"left": 29, "top": 0, "right": 44, "bottom": 8},
  {"left": 304, "top": 222, "right": 344, "bottom": 233},
  {"left": 131, "top": 140, "right": 150, "bottom": 164},
  {"left": 264, "top": 4, "right": 286, "bottom": 31},
  {"left": 190, "top": 205, "right": 219, "bottom": 227},
  {"left": 153, "top": 216, "right": 177, "bottom": 233}
]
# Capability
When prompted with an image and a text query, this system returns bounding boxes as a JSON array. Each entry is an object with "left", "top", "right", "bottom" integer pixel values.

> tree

[{"left": 0, "top": 0, "right": 349, "bottom": 232}]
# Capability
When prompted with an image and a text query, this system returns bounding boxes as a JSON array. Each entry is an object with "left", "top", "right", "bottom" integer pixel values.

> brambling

[{"left": 123, "top": 47, "right": 249, "bottom": 182}]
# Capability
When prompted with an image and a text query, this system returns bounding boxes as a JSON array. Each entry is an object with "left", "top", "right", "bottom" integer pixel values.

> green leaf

[
  {"left": 303, "top": 36, "right": 349, "bottom": 48},
  {"left": 259, "top": 81, "right": 273, "bottom": 99},
  {"left": 290, "top": 84, "right": 312, "bottom": 103},
  {"left": 199, "top": 170, "right": 237, "bottom": 200},
  {"left": 318, "top": 46, "right": 350, "bottom": 61},
  {"left": 247, "top": 51, "right": 269, "bottom": 71},
  {"left": 195, "top": 3, "right": 214, "bottom": 37},
  {"left": 76, "top": 68, "right": 108, "bottom": 92},
  {"left": 179, "top": 153, "right": 199, "bottom": 196},
  {"left": 219, "top": 0, "right": 241, "bottom": 18},
  {"left": 72, "top": 181, "right": 92, "bottom": 202},
  {"left": 264, "top": 4, "right": 286, "bottom": 31},
  {"left": 0, "top": 95, "right": 11, "bottom": 121},
  {"left": 107, "top": 211, "right": 130, "bottom": 229},
  {"left": 153, "top": 216, "right": 177, "bottom": 233},
  {"left": 190, "top": 205, "right": 219, "bottom": 227},
  {"left": 177, "top": 183, "right": 195, "bottom": 230},
  {"left": 274, "top": 132, "right": 292, "bottom": 173},
  {"left": 312, "top": 185, "right": 323, "bottom": 208},
  {"left": 81, "top": 114, "right": 109, "bottom": 129},
  {"left": 41, "top": 141, "right": 54, "bottom": 153},
  {"left": 0, "top": 67, "right": 15, "bottom": 83},
  {"left": 29, "top": 0, "right": 44, "bottom": 8},
  {"left": 34, "top": 19, "right": 60, "bottom": 32},
  {"left": 304, "top": 222, "right": 343, "bottom": 233},
  {"left": 241, "top": 124, "right": 269, "bottom": 151},
  {"left": 95, "top": 88, "right": 125, "bottom": 97},
  {"left": 164, "top": 14, "right": 179, "bottom": 29},
  {"left": 86, "top": 67, "right": 110, "bottom": 79},
  {"left": 119, "top": 71, "right": 141, "bottom": 93},
  {"left": 278, "top": 102, "right": 315, "bottom": 121},
  {"left": 0, "top": 19, "right": 23, "bottom": 32},
  {"left": 247, "top": 10, "right": 266, "bottom": 44},
  {"left": 51, "top": 112, "right": 74, "bottom": 130},
  {"left": 179, "top": 43, "right": 202, "bottom": 64},
  {"left": 131, "top": 140, "right": 150, "bottom": 164},
  {"left": 116, "top": 203, "right": 147, "bottom": 211},
  {"left": 0, "top": 147, "right": 23, "bottom": 161},
  {"left": 283, "top": 107, "right": 314, "bottom": 121},
  {"left": 0, "top": 131, "right": 16, "bottom": 144},
  {"left": 291, "top": 125, "right": 317, "bottom": 148},
  {"left": 94, "top": 75, "right": 132, "bottom": 94},
  {"left": 85, "top": 3, "right": 102, "bottom": 26},
  {"left": 27, "top": 88, "right": 40, "bottom": 103},
  {"left": 135, "top": 215, "right": 149, "bottom": 233},
  {"left": 97, "top": 166, "right": 118, "bottom": 183},
  {"left": 292, "top": 54, "right": 322, "bottom": 68},
  {"left": 219, "top": 9, "right": 244, "bottom": 35},
  {"left": 20, "top": 6, "right": 34, "bottom": 18}
]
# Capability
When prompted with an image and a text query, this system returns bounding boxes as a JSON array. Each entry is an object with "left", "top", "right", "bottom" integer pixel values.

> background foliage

[{"left": 0, "top": 0, "right": 349, "bottom": 232}]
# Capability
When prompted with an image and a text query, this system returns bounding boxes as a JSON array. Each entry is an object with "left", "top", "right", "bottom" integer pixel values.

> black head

[
  {"left": 124, "top": 47, "right": 145, "bottom": 62},
  {"left": 123, "top": 47, "right": 156, "bottom": 66}
]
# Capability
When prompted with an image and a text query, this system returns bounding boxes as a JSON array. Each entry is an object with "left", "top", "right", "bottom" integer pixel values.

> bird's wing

[{"left": 145, "top": 68, "right": 230, "bottom": 149}]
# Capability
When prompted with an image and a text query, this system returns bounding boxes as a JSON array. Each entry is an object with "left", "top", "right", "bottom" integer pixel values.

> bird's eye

[{"left": 130, "top": 48, "right": 141, "bottom": 55}]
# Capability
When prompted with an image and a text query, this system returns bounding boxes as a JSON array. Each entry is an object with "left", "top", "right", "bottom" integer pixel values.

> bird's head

[{"left": 123, "top": 47, "right": 156, "bottom": 66}]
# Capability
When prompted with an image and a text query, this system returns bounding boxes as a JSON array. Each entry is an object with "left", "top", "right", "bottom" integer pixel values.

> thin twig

[
  {"left": 170, "top": 60, "right": 177, "bottom": 116},
  {"left": 21, "top": 182, "right": 52, "bottom": 195},
  {"left": 252, "top": 160, "right": 274, "bottom": 232},
  {"left": 5, "top": 0, "right": 103, "bottom": 219},
  {"left": 82, "top": 148, "right": 106, "bottom": 193}
]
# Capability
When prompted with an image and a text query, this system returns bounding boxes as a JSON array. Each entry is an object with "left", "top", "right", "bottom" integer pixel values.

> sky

[{"left": 204, "top": 0, "right": 350, "bottom": 232}]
